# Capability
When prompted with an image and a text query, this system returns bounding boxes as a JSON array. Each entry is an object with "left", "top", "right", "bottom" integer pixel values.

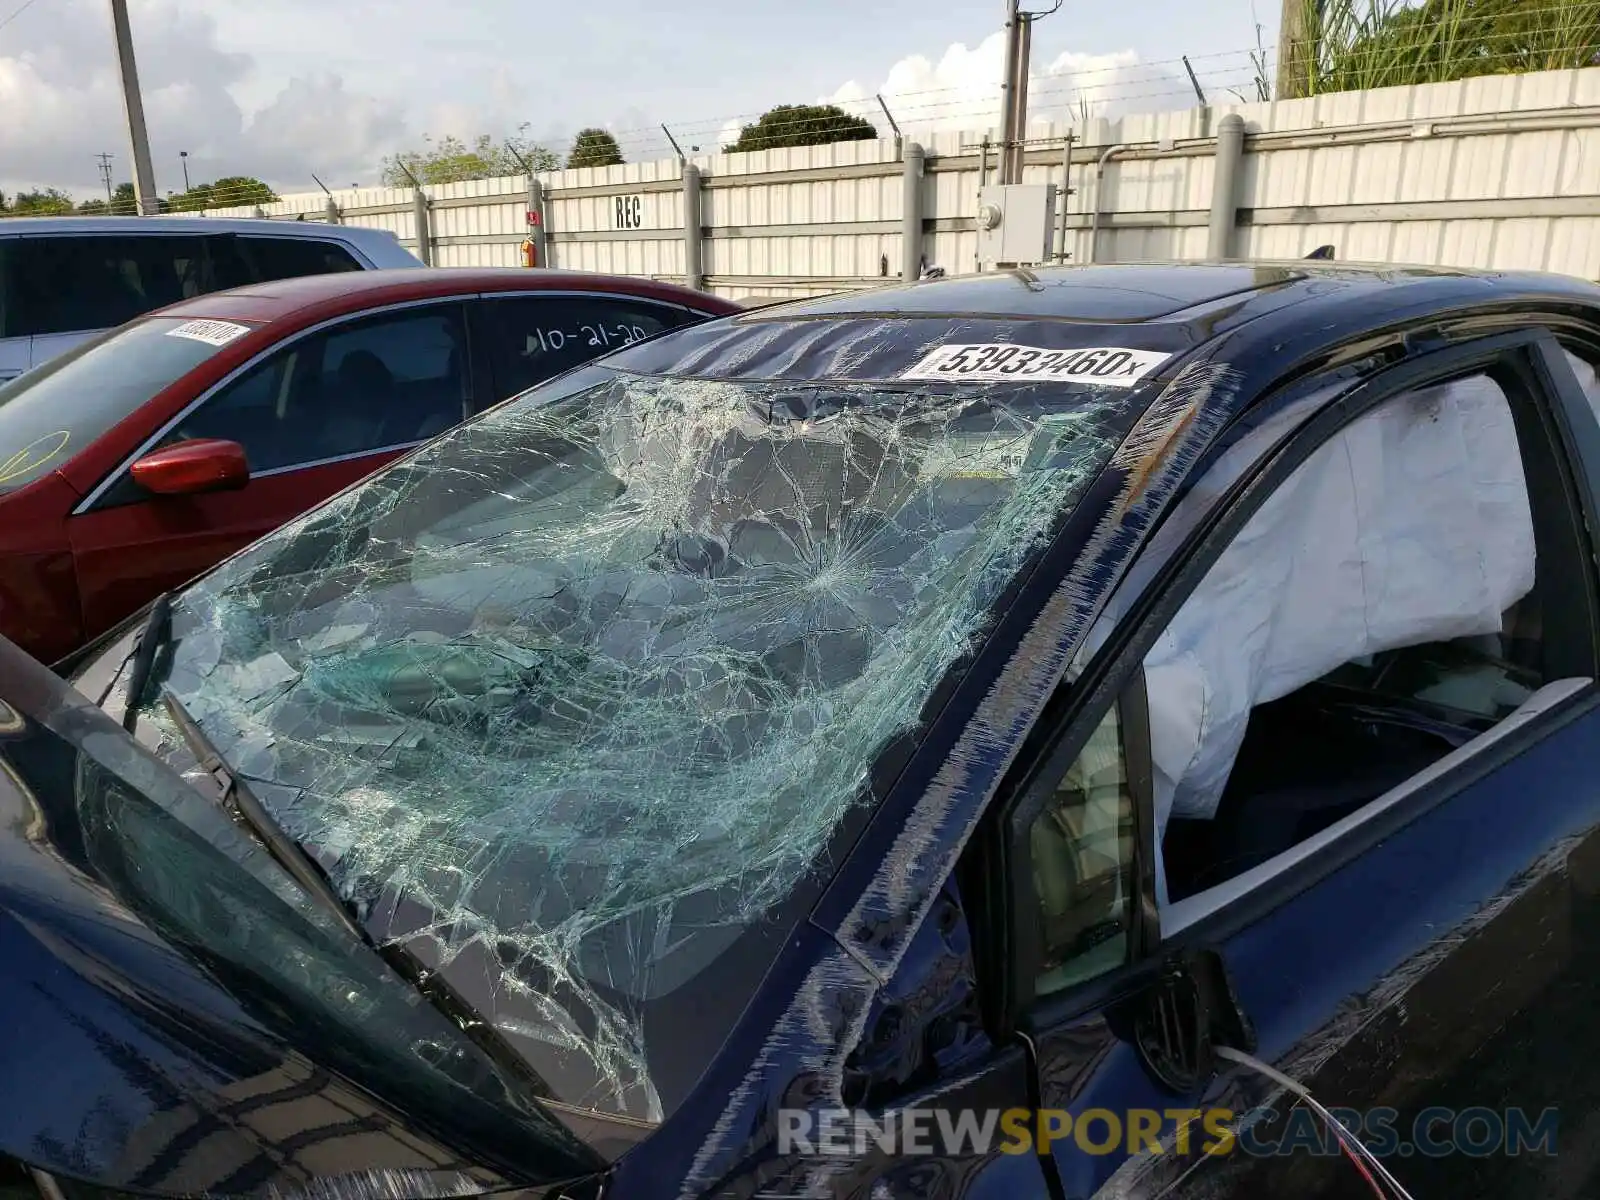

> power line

[
  {"left": 23, "top": 11, "right": 1600, "bottom": 208},
  {"left": 602, "top": 0, "right": 1600, "bottom": 151},
  {"left": 0, "top": 0, "right": 43, "bottom": 36}
]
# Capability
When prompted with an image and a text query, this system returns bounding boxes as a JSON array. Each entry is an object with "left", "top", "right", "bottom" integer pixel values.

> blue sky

[{"left": 0, "top": 0, "right": 1280, "bottom": 196}]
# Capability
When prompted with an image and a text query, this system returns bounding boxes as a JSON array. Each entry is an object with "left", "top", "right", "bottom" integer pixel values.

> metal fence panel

[{"left": 205, "top": 65, "right": 1600, "bottom": 293}]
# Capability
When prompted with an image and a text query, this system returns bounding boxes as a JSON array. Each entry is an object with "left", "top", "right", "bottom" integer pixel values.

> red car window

[
  {"left": 477, "top": 293, "right": 691, "bottom": 403},
  {"left": 169, "top": 304, "right": 470, "bottom": 474},
  {"left": 0, "top": 315, "right": 254, "bottom": 495}
]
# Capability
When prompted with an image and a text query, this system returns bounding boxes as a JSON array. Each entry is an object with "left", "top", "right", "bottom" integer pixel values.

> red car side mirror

[{"left": 130, "top": 438, "right": 250, "bottom": 497}]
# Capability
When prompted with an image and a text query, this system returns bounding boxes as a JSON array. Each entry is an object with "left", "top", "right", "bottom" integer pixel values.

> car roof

[
  {"left": 606, "top": 259, "right": 1600, "bottom": 394},
  {"left": 154, "top": 266, "right": 740, "bottom": 324},
  {"left": 740, "top": 260, "right": 1600, "bottom": 327},
  {"left": 0, "top": 215, "right": 395, "bottom": 241}
]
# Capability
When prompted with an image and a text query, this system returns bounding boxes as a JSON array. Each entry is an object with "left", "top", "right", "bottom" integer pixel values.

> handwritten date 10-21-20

[{"left": 525, "top": 323, "right": 653, "bottom": 356}]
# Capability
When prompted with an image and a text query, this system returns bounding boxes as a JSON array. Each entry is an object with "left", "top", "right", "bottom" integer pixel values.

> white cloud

[
  {"left": 836, "top": 33, "right": 1194, "bottom": 133},
  {"left": 0, "top": 0, "right": 406, "bottom": 199},
  {"left": 716, "top": 32, "right": 1194, "bottom": 150}
]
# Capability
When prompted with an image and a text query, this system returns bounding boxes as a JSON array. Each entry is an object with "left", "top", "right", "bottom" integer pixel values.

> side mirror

[
  {"left": 130, "top": 438, "right": 250, "bottom": 497},
  {"left": 1129, "top": 948, "right": 1257, "bottom": 1094}
]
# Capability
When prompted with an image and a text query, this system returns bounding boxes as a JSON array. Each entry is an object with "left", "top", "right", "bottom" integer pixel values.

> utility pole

[
  {"left": 998, "top": 0, "right": 1059, "bottom": 182},
  {"left": 998, "top": 0, "right": 1029, "bottom": 183},
  {"left": 1276, "top": 0, "right": 1319, "bottom": 100},
  {"left": 107, "top": 0, "right": 158, "bottom": 215},
  {"left": 96, "top": 153, "right": 115, "bottom": 206}
]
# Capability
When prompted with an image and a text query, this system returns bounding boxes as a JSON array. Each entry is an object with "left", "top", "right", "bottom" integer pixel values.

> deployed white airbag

[{"left": 1081, "top": 371, "right": 1537, "bottom": 902}]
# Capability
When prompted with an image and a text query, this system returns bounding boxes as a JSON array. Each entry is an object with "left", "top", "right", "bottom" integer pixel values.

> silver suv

[{"left": 0, "top": 216, "right": 422, "bottom": 381}]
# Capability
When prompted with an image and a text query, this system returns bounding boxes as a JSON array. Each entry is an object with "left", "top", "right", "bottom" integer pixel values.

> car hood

[{"left": 0, "top": 633, "right": 608, "bottom": 1199}]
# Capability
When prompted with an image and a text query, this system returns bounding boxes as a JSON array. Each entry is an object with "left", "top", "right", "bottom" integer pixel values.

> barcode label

[
  {"left": 901, "top": 343, "right": 1170, "bottom": 387},
  {"left": 166, "top": 319, "right": 252, "bottom": 347}
]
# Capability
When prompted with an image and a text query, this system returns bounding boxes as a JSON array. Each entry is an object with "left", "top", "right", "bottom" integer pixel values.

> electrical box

[{"left": 975, "top": 183, "right": 1058, "bottom": 267}]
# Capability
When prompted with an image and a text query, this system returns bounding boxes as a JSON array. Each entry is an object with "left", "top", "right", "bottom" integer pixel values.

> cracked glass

[{"left": 133, "top": 347, "right": 1136, "bottom": 1128}]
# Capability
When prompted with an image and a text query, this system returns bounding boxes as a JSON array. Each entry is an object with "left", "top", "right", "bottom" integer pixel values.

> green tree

[
  {"left": 167, "top": 184, "right": 213, "bottom": 212},
  {"left": 726, "top": 104, "right": 877, "bottom": 153},
  {"left": 382, "top": 123, "right": 558, "bottom": 186},
  {"left": 166, "top": 176, "right": 277, "bottom": 212},
  {"left": 7, "top": 188, "right": 75, "bottom": 216},
  {"left": 87, "top": 182, "right": 158, "bottom": 215},
  {"left": 1280, "top": 0, "right": 1600, "bottom": 97},
  {"left": 567, "top": 127, "right": 624, "bottom": 169}
]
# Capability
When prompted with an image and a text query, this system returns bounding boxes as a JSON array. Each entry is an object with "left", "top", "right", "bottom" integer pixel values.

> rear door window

[
  {"left": 0, "top": 236, "right": 220, "bottom": 338},
  {"left": 233, "top": 236, "right": 366, "bottom": 282},
  {"left": 475, "top": 293, "right": 690, "bottom": 404}
]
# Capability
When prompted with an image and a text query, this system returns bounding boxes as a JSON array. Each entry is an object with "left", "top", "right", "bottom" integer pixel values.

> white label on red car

[
  {"left": 900, "top": 343, "right": 1170, "bottom": 387},
  {"left": 165, "top": 319, "right": 252, "bottom": 347}
]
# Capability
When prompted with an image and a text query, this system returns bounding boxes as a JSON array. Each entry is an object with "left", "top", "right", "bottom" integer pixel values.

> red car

[{"left": 0, "top": 267, "right": 737, "bottom": 664}]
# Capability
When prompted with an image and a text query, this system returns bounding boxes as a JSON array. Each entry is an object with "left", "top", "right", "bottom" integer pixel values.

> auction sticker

[
  {"left": 165, "top": 319, "right": 253, "bottom": 347},
  {"left": 901, "top": 343, "right": 1170, "bottom": 387}
]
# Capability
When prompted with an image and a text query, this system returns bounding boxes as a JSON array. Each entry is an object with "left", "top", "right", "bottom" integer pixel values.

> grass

[{"left": 1264, "top": 0, "right": 1600, "bottom": 99}]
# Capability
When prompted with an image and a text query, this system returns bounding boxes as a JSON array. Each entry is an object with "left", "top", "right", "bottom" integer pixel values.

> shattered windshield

[{"left": 140, "top": 352, "right": 1137, "bottom": 1125}]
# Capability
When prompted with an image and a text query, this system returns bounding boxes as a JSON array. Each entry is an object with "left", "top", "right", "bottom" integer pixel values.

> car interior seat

[
  {"left": 321, "top": 349, "right": 396, "bottom": 457},
  {"left": 411, "top": 347, "right": 467, "bottom": 442}
]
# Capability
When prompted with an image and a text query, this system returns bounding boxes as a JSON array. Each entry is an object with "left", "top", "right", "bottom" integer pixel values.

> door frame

[{"left": 984, "top": 325, "right": 1600, "bottom": 1037}]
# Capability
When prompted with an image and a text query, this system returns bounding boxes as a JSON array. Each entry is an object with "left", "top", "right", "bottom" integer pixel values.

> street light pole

[
  {"left": 179, "top": 151, "right": 190, "bottom": 192},
  {"left": 108, "top": 0, "right": 158, "bottom": 215}
]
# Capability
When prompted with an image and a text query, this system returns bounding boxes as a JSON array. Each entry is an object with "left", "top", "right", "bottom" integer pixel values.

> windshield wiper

[
  {"left": 119, "top": 592, "right": 172, "bottom": 731},
  {"left": 161, "top": 686, "right": 368, "bottom": 941},
  {"left": 159, "top": 688, "right": 558, "bottom": 1102}
]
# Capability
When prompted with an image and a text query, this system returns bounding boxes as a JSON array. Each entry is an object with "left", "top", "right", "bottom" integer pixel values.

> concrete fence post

[
  {"left": 325, "top": 195, "right": 342, "bottom": 225},
  {"left": 1208, "top": 114, "right": 1246, "bottom": 261},
  {"left": 527, "top": 175, "right": 549, "bottom": 267},
  {"left": 413, "top": 185, "right": 433, "bottom": 265},
  {"left": 902, "top": 141, "right": 925, "bottom": 282},
  {"left": 683, "top": 162, "right": 704, "bottom": 291}
]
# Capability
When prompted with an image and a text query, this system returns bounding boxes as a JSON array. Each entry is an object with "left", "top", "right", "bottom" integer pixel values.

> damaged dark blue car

[{"left": 10, "top": 261, "right": 1600, "bottom": 1200}]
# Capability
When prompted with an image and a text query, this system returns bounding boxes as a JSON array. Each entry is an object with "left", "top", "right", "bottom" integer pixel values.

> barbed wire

[
  {"left": 613, "top": 49, "right": 1272, "bottom": 143},
  {"left": 595, "top": 9, "right": 1600, "bottom": 156},
  {"left": 15, "top": 2, "right": 1599, "bottom": 209},
  {"left": 604, "top": 2, "right": 1600, "bottom": 141}
]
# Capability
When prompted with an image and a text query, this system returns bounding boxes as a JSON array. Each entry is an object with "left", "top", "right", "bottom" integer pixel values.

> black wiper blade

[
  {"left": 161, "top": 687, "right": 368, "bottom": 942},
  {"left": 120, "top": 592, "right": 172, "bottom": 730},
  {"left": 159, "top": 687, "right": 558, "bottom": 1102}
]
